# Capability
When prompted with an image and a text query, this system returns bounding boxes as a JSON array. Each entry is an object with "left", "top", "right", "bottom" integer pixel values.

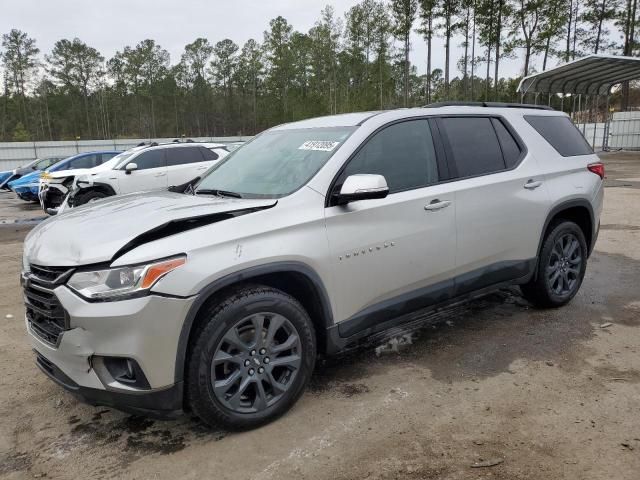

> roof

[{"left": 517, "top": 54, "right": 640, "bottom": 95}]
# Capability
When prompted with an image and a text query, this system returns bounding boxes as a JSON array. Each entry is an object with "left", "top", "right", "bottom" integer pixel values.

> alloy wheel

[
  {"left": 546, "top": 233, "right": 582, "bottom": 296},
  {"left": 211, "top": 313, "right": 302, "bottom": 413}
]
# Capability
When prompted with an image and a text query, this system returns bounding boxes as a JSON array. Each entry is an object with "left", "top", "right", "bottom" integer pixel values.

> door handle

[
  {"left": 424, "top": 199, "right": 452, "bottom": 211},
  {"left": 155, "top": 172, "right": 167, "bottom": 177},
  {"left": 524, "top": 179, "right": 542, "bottom": 190},
  {"left": 196, "top": 166, "right": 208, "bottom": 170}
]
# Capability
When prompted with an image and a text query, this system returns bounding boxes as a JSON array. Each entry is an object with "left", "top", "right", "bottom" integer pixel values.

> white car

[{"left": 40, "top": 142, "right": 229, "bottom": 214}]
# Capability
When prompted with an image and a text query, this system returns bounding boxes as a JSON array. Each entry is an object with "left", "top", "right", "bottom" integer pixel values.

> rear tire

[
  {"left": 186, "top": 285, "right": 316, "bottom": 430},
  {"left": 521, "top": 220, "right": 588, "bottom": 308},
  {"left": 74, "top": 190, "right": 107, "bottom": 206}
]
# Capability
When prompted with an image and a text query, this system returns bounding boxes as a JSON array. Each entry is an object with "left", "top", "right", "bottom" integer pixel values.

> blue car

[
  {"left": 0, "top": 156, "right": 67, "bottom": 190},
  {"left": 9, "top": 151, "right": 121, "bottom": 201}
]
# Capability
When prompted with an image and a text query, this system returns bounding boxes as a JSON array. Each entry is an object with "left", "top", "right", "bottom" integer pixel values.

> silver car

[{"left": 22, "top": 103, "right": 604, "bottom": 429}]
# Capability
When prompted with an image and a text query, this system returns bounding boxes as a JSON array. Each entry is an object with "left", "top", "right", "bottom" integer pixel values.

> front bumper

[
  {"left": 27, "top": 283, "right": 196, "bottom": 416},
  {"left": 39, "top": 184, "right": 68, "bottom": 211}
]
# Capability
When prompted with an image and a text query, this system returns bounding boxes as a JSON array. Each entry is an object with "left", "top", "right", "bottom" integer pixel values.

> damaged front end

[{"left": 39, "top": 177, "right": 75, "bottom": 215}]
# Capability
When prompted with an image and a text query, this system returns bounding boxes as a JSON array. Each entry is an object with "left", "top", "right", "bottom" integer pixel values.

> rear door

[
  {"left": 166, "top": 146, "right": 216, "bottom": 186},
  {"left": 118, "top": 149, "right": 168, "bottom": 193},
  {"left": 324, "top": 119, "right": 457, "bottom": 329},
  {"left": 436, "top": 115, "right": 550, "bottom": 295}
]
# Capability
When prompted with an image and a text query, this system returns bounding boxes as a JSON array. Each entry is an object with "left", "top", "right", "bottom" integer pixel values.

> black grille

[
  {"left": 25, "top": 282, "right": 68, "bottom": 346},
  {"left": 29, "top": 264, "right": 74, "bottom": 285},
  {"left": 24, "top": 266, "right": 73, "bottom": 347}
]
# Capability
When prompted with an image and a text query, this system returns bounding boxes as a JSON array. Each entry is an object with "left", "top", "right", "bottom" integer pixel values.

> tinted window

[
  {"left": 525, "top": 115, "right": 593, "bottom": 157},
  {"left": 102, "top": 152, "right": 118, "bottom": 162},
  {"left": 492, "top": 118, "right": 522, "bottom": 168},
  {"left": 69, "top": 154, "right": 99, "bottom": 169},
  {"left": 132, "top": 150, "right": 166, "bottom": 170},
  {"left": 200, "top": 147, "right": 219, "bottom": 161},
  {"left": 440, "top": 117, "right": 505, "bottom": 177},
  {"left": 166, "top": 147, "right": 205, "bottom": 167},
  {"left": 338, "top": 120, "right": 438, "bottom": 193}
]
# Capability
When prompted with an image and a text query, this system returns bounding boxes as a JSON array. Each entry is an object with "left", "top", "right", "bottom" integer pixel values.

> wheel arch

[
  {"left": 174, "top": 261, "right": 334, "bottom": 384},
  {"left": 535, "top": 199, "right": 596, "bottom": 278},
  {"left": 84, "top": 182, "right": 117, "bottom": 196}
]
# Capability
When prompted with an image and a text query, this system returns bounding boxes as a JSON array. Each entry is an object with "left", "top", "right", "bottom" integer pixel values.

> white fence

[
  {"left": 577, "top": 112, "right": 640, "bottom": 151},
  {"left": 0, "top": 136, "right": 252, "bottom": 170}
]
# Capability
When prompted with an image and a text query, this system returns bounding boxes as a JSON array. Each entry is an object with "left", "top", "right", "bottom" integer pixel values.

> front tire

[
  {"left": 521, "top": 220, "right": 588, "bottom": 308},
  {"left": 186, "top": 285, "right": 316, "bottom": 430},
  {"left": 74, "top": 189, "right": 107, "bottom": 207}
]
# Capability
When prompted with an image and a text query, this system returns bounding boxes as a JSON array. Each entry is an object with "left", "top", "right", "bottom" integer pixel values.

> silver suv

[{"left": 23, "top": 103, "right": 604, "bottom": 429}]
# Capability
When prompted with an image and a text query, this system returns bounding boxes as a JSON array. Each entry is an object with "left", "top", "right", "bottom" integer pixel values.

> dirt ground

[{"left": 1, "top": 152, "right": 639, "bottom": 480}]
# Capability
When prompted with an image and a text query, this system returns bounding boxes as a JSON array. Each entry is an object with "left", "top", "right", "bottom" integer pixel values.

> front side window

[
  {"left": 336, "top": 119, "right": 439, "bottom": 194},
  {"left": 196, "top": 127, "right": 355, "bottom": 198},
  {"left": 131, "top": 150, "right": 166, "bottom": 170},
  {"left": 440, "top": 117, "right": 506, "bottom": 177}
]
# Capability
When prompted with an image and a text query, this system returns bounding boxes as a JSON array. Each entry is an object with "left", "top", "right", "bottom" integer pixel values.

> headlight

[{"left": 67, "top": 256, "right": 186, "bottom": 300}]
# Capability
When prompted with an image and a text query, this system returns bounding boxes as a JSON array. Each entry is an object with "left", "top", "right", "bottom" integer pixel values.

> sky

[{"left": 2, "top": 0, "right": 529, "bottom": 80}]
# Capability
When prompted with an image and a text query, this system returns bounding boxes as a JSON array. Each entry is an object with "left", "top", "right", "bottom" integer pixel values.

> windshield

[{"left": 196, "top": 127, "right": 355, "bottom": 198}]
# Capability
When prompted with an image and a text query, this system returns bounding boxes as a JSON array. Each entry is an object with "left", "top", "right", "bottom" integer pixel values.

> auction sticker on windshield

[{"left": 298, "top": 140, "right": 340, "bottom": 152}]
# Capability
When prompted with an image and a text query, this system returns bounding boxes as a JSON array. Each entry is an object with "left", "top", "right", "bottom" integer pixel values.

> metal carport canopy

[{"left": 517, "top": 54, "right": 640, "bottom": 96}]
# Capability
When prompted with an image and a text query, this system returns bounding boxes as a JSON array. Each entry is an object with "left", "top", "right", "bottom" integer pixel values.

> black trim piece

[
  {"left": 326, "top": 258, "right": 536, "bottom": 354},
  {"left": 424, "top": 101, "right": 554, "bottom": 111},
  {"left": 454, "top": 259, "right": 535, "bottom": 296},
  {"left": 35, "top": 351, "right": 183, "bottom": 417},
  {"left": 173, "top": 261, "right": 333, "bottom": 383},
  {"left": 337, "top": 279, "right": 454, "bottom": 338}
]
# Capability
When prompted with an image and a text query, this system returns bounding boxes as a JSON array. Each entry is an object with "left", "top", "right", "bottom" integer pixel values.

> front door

[
  {"left": 119, "top": 149, "right": 168, "bottom": 194},
  {"left": 324, "top": 119, "right": 457, "bottom": 335}
]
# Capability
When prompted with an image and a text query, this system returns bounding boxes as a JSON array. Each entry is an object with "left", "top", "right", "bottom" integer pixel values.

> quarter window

[
  {"left": 200, "top": 147, "right": 220, "bottom": 161},
  {"left": 337, "top": 119, "right": 439, "bottom": 194},
  {"left": 131, "top": 150, "right": 166, "bottom": 170},
  {"left": 524, "top": 115, "right": 593, "bottom": 157},
  {"left": 440, "top": 117, "right": 506, "bottom": 177}
]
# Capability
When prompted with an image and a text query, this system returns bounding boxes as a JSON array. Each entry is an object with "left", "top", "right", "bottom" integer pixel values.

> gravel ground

[{"left": 1, "top": 152, "right": 639, "bottom": 480}]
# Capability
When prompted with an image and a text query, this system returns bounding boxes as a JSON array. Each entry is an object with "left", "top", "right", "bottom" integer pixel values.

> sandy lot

[{"left": 1, "top": 152, "right": 639, "bottom": 480}]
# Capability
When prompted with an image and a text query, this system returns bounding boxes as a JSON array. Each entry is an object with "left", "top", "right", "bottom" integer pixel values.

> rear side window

[
  {"left": 440, "top": 117, "right": 505, "bottom": 177},
  {"left": 338, "top": 119, "right": 439, "bottom": 193},
  {"left": 524, "top": 115, "right": 593, "bottom": 157},
  {"left": 132, "top": 150, "right": 166, "bottom": 170},
  {"left": 166, "top": 147, "right": 206, "bottom": 166},
  {"left": 200, "top": 147, "right": 219, "bottom": 161},
  {"left": 491, "top": 118, "right": 522, "bottom": 168}
]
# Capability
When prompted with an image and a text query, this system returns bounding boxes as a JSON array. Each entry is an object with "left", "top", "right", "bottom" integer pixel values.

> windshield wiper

[{"left": 195, "top": 189, "right": 243, "bottom": 199}]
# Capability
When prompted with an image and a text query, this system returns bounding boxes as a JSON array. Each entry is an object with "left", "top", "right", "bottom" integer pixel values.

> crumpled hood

[{"left": 24, "top": 190, "right": 277, "bottom": 266}]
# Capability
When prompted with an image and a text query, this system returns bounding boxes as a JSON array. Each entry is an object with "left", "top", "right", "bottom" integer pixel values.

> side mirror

[
  {"left": 125, "top": 163, "right": 138, "bottom": 174},
  {"left": 334, "top": 174, "right": 389, "bottom": 205}
]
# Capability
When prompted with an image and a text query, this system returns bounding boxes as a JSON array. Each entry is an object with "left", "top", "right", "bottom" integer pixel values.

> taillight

[{"left": 587, "top": 162, "right": 605, "bottom": 179}]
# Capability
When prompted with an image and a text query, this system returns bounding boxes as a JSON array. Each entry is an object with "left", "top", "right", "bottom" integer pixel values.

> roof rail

[{"left": 424, "top": 101, "right": 554, "bottom": 111}]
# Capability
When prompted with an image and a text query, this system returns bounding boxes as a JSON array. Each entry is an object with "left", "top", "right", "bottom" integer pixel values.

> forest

[{"left": 1, "top": 0, "right": 639, "bottom": 141}]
